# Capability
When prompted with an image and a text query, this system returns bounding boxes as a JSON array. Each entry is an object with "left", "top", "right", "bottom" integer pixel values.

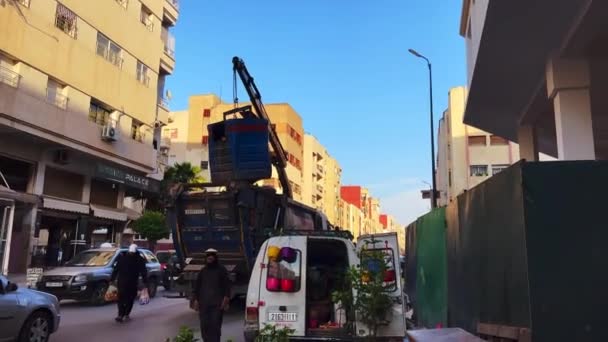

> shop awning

[
  {"left": 0, "top": 185, "right": 40, "bottom": 205},
  {"left": 90, "top": 204, "right": 128, "bottom": 222},
  {"left": 43, "top": 196, "right": 89, "bottom": 214}
]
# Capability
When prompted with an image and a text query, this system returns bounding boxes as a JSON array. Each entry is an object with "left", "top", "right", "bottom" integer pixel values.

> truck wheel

[
  {"left": 89, "top": 282, "right": 108, "bottom": 306},
  {"left": 147, "top": 278, "right": 158, "bottom": 298}
]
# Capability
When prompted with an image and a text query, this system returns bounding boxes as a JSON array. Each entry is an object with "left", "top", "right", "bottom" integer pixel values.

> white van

[{"left": 244, "top": 231, "right": 406, "bottom": 341}]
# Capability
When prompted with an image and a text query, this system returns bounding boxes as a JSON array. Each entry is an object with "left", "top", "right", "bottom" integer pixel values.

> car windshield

[
  {"left": 65, "top": 250, "right": 115, "bottom": 267},
  {"left": 156, "top": 252, "right": 173, "bottom": 263}
]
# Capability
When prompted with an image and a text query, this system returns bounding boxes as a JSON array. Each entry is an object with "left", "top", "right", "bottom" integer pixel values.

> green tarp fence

[{"left": 413, "top": 206, "right": 447, "bottom": 328}]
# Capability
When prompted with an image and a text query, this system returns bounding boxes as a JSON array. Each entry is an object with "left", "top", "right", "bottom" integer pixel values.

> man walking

[
  {"left": 111, "top": 243, "right": 148, "bottom": 323},
  {"left": 192, "top": 248, "right": 231, "bottom": 342}
]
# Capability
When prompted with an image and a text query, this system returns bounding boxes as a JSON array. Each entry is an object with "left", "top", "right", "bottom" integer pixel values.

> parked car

[
  {"left": 155, "top": 250, "right": 178, "bottom": 290},
  {"left": 0, "top": 275, "right": 61, "bottom": 342},
  {"left": 36, "top": 247, "right": 162, "bottom": 305}
]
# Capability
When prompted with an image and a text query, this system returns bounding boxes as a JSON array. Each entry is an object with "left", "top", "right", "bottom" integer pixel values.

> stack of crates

[{"left": 208, "top": 117, "right": 272, "bottom": 185}]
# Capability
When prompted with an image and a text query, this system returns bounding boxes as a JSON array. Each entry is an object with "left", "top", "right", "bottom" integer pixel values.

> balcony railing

[
  {"left": 158, "top": 97, "right": 170, "bottom": 110},
  {"left": 46, "top": 89, "right": 69, "bottom": 109},
  {"left": 0, "top": 66, "right": 21, "bottom": 88},
  {"left": 166, "top": 0, "right": 179, "bottom": 10}
]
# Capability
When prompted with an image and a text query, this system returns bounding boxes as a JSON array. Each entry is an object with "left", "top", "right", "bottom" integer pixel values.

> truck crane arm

[{"left": 232, "top": 56, "right": 292, "bottom": 199}]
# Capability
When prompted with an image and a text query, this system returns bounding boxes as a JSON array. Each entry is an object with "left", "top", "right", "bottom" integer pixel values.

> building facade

[
  {"left": 165, "top": 94, "right": 305, "bottom": 202},
  {"left": 0, "top": 0, "right": 179, "bottom": 274},
  {"left": 461, "top": 0, "right": 608, "bottom": 162},
  {"left": 302, "top": 134, "right": 341, "bottom": 226},
  {"left": 436, "top": 86, "right": 553, "bottom": 206},
  {"left": 340, "top": 186, "right": 382, "bottom": 236}
]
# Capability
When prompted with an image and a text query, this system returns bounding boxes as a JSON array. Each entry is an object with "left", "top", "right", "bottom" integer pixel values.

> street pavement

[{"left": 50, "top": 289, "right": 245, "bottom": 342}]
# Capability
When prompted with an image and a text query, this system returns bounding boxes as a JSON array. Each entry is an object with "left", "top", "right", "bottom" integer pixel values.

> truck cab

[{"left": 244, "top": 231, "right": 406, "bottom": 341}]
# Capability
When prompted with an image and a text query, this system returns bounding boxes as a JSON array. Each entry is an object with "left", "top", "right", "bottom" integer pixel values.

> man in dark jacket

[
  {"left": 111, "top": 244, "right": 148, "bottom": 322},
  {"left": 192, "top": 248, "right": 231, "bottom": 342}
]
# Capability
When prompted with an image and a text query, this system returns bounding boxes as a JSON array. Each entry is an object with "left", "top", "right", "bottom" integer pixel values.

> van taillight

[{"left": 246, "top": 307, "right": 259, "bottom": 322}]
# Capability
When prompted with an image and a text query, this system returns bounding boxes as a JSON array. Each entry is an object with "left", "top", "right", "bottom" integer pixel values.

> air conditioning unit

[{"left": 101, "top": 124, "right": 118, "bottom": 142}]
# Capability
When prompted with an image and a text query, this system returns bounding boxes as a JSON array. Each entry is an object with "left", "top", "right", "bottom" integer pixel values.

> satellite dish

[{"left": 165, "top": 89, "right": 173, "bottom": 101}]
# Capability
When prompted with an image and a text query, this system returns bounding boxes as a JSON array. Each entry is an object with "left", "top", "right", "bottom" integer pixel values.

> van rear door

[
  {"left": 257, "top": 236, "right": 307, "bottom": 336},
  {"left": 356, "top": 232, "right": 406, "bottom": 338}
]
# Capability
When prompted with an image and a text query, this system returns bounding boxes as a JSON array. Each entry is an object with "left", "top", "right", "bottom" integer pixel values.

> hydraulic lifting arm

[{"left": 232, "top": 56, "right": 292, "bottom": 199}]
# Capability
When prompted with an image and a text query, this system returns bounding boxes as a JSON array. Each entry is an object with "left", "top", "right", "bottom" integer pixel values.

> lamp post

[{"left": 409, "top": 48, "right": 437, "bottom": 209}]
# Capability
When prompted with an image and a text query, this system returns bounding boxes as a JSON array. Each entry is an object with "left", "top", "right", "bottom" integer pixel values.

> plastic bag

[
  {"left": 104, "top": 284, "right": 118, "bottom": 302},
  {"left": 139, "top": 288, "right": 150, "bottom": 305}
]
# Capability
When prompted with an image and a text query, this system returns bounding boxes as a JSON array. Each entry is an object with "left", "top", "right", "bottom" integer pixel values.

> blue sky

[{"left": 166, "top": 0, "right": 466, "bottom": 225}]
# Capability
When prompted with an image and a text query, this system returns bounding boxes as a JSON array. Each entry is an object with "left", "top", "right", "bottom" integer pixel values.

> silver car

[{"left": 0, "top": 275, "right": 60, "bottom": 342}]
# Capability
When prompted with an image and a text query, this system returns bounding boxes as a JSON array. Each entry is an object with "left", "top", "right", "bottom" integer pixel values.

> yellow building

[
  {"left": 0, "top": 0, "right": 179, "bottom": 273},
  {"left": 302, "top": 134, "right": 342, "bottom": 225},
  {"left": 339, "top": 198, "right": 363, "bottom": 240},
  {"left": 165, "top": 94, "right": 305, "bottom": 202},
  {"left": 436, "top": 86, "right": 553, "bottom": 206}
]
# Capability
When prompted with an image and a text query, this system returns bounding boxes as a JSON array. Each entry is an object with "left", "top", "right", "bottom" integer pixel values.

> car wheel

[
  {"left": 18, "top": 311, "right": 51, "bottom": 342},
  {"left": 89, "top": 282, "right": 108, "bottom": 306},
  {"left": 147, "top": 278, "right": 158, "bottom": 298}
]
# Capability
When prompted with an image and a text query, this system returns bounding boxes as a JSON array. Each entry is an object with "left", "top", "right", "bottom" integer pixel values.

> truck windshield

[{"left": 65, "top": 251, "right": 115, "bottom": 267}]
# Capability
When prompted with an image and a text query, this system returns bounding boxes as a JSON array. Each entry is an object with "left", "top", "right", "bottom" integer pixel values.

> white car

[{"left": 0, "top": 275, "right": 61, "bottom": 342}]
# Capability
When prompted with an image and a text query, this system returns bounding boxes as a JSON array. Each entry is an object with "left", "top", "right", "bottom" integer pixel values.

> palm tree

[{"left": 163, "top": 162, "right": 205, "bottom": 185}]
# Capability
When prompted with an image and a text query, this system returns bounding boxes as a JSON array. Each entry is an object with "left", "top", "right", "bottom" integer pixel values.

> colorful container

[
  {"left": 267, "top": 246, "right": 280, "bottom": 261},
  {"left": 280, "top": 247, "right": 297, "bottom": 263},
  {"left": 266, "top": 277, "right": 281, "bottom": 291}
]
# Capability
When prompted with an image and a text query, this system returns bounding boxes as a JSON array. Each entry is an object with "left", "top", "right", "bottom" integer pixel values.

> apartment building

[
  {"left": 302, "top": 134, "right": 342, "bottom": 225},
  {"left": 339, "top": 198, "right": 364, "bottom": 240},
  {"left": 435, "top": 87, "right": 553, "bottom": 206},
  {"left": 0, "top": 0, "right": 179, "bottom": 274},
  {"left": 340, "top": 186, "right": 381, "bottom": 236},
  {"left": 165, "top": 94, "right": 305, "bottom": 202},
  {"left": 379, "top": 214, "right": 405, "bottom": 254}
]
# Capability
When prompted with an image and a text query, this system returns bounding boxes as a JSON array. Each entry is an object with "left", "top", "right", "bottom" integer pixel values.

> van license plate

[
  {"left": 45, "top": 282, "right": 63, "bottom": 288},
  {"left": 268, "top": 312, "right": 297, "bottom": 322}
]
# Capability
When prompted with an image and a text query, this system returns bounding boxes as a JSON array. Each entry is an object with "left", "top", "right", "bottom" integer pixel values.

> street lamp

[{"left": 409, "top": 48, "right": 437, "bottom": 209}]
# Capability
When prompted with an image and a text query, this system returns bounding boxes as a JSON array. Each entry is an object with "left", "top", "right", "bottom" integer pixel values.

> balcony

[
  {"left": 157, "top": 98, "right": 169, "bottom": 124},
  {"left": 160, "top": 29, "right": 176, "bottom": 74},
  {"left": 0, "top": 67, "right": 21, "bottom": 88},
  {"left": 0, "top": 83, "right": 156, "bottom": 171},
  {"left": 163, "top": 0, "right": 179, "bottom": 24},
  {"left": 45, "top": 89, "right": 69, "bottom": 110},
  {"left": 160, "top": 136, "right": 171, "bottom": 150}
]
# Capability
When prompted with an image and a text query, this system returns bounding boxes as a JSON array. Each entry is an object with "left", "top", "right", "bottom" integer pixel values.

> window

[
  {"left": 89, "top": 101, "right": 112, "bottom": 126},
  {"left": 136, "top": 61, "right": 149, "bottom": 86},
  {"left": 361, "top": 248, "right": 397, "bottom": 292},
  {"left": 115, "top": 0, "right": 128, "bottom": 8},
  {"left": 203, "top": 109, "right": 211, "bottom": 118},
  {"left": 468, "top": 135, "right": 487, "bottom": 146},
  {"left": 163, "top": 128, "right": 178, "bottom": 139},
  {"left": 201, "top": 135, "right": 209, "bottom": 145},
  {"left": 490, "top": 135, "right": 509, "bottom": 145},
  {"left": 470, "top": 165, "right": 488, "bottom": 177},
  {"left": 140, "top": 5, "right": 154, "bottom": 31},
  {"left": 131, "top": 120, "right": 144, "bottom": 142},
  {"left": 0, "top": 56, "right": 20, "bottom": 88},
  {"left": 266, "top": 248, "right": 302, "bottom": 293},
  {"left": 492, "top": 164, "right": 509, "bottom": 175},
  {"left": 448, "top": 170, "right": 452, "bottom": 187},
  {"left": 46, "top": 78, "right": 68, "bottom": 109},
  {"left": 96, "top": 33, "right": 123, "bottom": 68},
  {"left": 55, "top": 4, "right": 77, "bottom": 38},
  {"left": 200, "top": 161, "right": 209, "bottom": 170}
]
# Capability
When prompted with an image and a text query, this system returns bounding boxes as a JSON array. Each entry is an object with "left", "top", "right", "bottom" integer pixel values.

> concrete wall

[{"left": 462, "top": 0, "right": 490, "bottom": 86}]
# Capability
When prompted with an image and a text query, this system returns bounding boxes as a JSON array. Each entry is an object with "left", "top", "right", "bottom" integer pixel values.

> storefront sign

[
  {"left": 26, "top": 268, "right": 43, "bottom": 288},
  {"left": 95, "top": 164, "right": 161, "bottom": 193}
]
